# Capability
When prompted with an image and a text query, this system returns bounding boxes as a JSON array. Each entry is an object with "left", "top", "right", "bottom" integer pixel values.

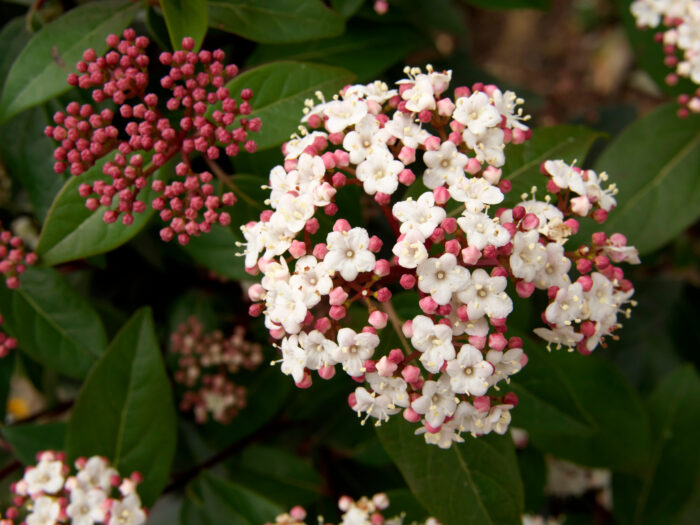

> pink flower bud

[
  {"left": 444, "top": 238, "right": 460, "bottom": 255},
  {"left": 329, "top": 306, "right": 347, "bottom": 320},
  {"left": 328, "top": 132, "right": 344, "bottom": 144},
  {"left": 401, "top": 365, "right": 420, "bottom": 383},
  {"left": 376, "top": 355, "right": 397, "bottom": 377},
  {"left": 374, "top": 258, "right": 390, "bottom": 277},
  {"left": 433, "top": 185, "right": 450, "bottom": 204},
  {"left": 403, "top": 407, "right": 421, "bottom": 423},
  {"left": 329, "top": 286, "right": 348, "bottom": 305},
  {"left": 592, "top": 209, "right": 608, "bottom": 223},
  {"left": 375, "top": 287, "right": 391, "bottom": 302},
  {"left": 419, "top": 296, "right": 438, "bottom": 314},
  {"left": 468, "top": 335, "right": 486, "bottom": 349},
  {"left": 314, "top": 317, "right": 331, "bottom": 333},
  {"left": 398, "top": 146, "right": 416, "bottom": 165},
  {"left": 318, "top": 365, "right": 336, "bottom": 380},
  {"left": 305, "top": 218, "right": 320, "bottom": 234},
  {"left": 400, "top": 273, "right": 416, "bottom": 289},
  {"left": 424, "top": 136, "right": 441, "bottom": 151},
  {"left": 461, "top": 246, "right": 481, "bottom": 265},
  {"left": 321, "top": 152, "right": 336, "bottom": 169},
  {"left": 490, "top": 317, "right": 507, "bottom": 328},
  {"left": 437, "top": 97, "right": 455, "bottom": 116},
  {"left": 331, "top": 172, "right": 347, "bottom": 187},
  {"left": 402, "top": 320, "right": 413, "bottom": 338},
  {"left": 296, "top": 371, "right": 313, "bottom": 389},
  {"left": 521, "top": 213, "right": 540, "bottom": 231},
  {"left": 488, "top": 333, "right": 508, "bottom": 351},
  {"left": 368, "top": 310, "right": 388, "bottom": 329},
  {"left": 473, "top": 396, "right": 491, "bottom": 413},
  {"left": 515, "top": 280, "right": 535, "bottom": 298},
  {"left": 289, "top": 240, "right": 306, "bottom": 258},
  {"left": 570, "top": 195, "right": 592, "bottom": 216},
  {"left": 312, "top": 242, "right": 327, "bottom": 259},
  {"left": 333, "top": 219, "right": 351, "bottom": 233},
  {"left": 577, "top": 275, "right": 593, "bottom": 292},
  {"left": 465, "top": 157, "right": 482, "bottom": 174},
  {"left": 594, "top": 255, "right": 610, "bottom": 270},
  {"left": 482, "top": 166, "right": 502, "bottom": 185},
  {"left": 374, "top": 192, "right": 391, "bottom": 205},
  {"left": 448, "top": 131, "right": 462, "bottom": 144},
  {"left": 248, "top": 284, "right": 265, "bottom": 301}
]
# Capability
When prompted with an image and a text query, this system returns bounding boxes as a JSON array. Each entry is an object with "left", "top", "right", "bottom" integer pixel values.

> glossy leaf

[
  {"left": 177, "top": 224, "right": 247, "bottom": 280},
  {"left": 501, "top": 125, "right": 603, "bottom": 207},
  {"left": 2, "top": 422, "right": 66, "bottom": 464},
  {"left": 208, "top": 0, "right": 344, "bottom": 43},
  {"left": 0, "top": 0, "right": 141, "bottom": 122},
  {"left": 330, "top": 0, "right": 365, "bottom": 18},
  {"left": 247, "top": 22, "right": 428, "bottom": 81},
  {"left": 0, "top": 266, "right": 106, "bottom": 378},
  {"left": 224, "top": 61, "right": 354, "bottom": 150},
  {"left": 36, "top": 156, "right": 164, "bottom": 265},
  {"left": 509, "top": 332, "right": 650, "bottom": 472},
  {"left": 66, "top": 308, "right": 176, "bottom": 506},
  {"left": 376, "top": 417, "right": 524, "bottom": 525},
  {"left": 613, "top": 366, "right": 700, "bottom": 525},
  {"left": 181, "top": 472, "right": 284, "bottom": 524},
  {"left": 160, "top": 0, "right": 208, "bottom": 52},
  {"left": 587, "top": 103, "right": 700, "bottom": 255},
  {"left": 0, "top": 18, "right": 31, "bottom": 95}
]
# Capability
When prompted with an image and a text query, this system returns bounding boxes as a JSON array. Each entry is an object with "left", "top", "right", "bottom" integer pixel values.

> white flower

[
  {"left": 453, "top": 92, "right": 501, "bottom": 136},
  {"left": 76, "top": 456, "right": 117, "bottom": 492},
  {"left": 342, "top": 115, "right": 388, "bottom": 164},
  {"left": 416, "top": 253, "right": 469, "bottom": 305},
  {"left": 392, "top": 192, "right": 446, "bottom": 239},
  {"left": 630, "top": 0, "right": 662, "bottom": 27},
  {"left": 446, "top": 344, "right": 493, "bottom": 395},
  {"left": 296, "top": 153, "right": 326, "bottom": 191},
  {"left": 392, "top": 229, "right": 429, "bottom": 268},
  {"left": 401, "top": 75, "right": 437, "bottom": 112},
  {"left": 462, "top": 127, "right": 506, "bottom": 167},
  {"left": 324, "top": 227, "right": 376, "bottom": 281},
  {"left": 289, "top": 256, "right": 332, "bottom": 308},
  {"left": 411, "top": 376, "right": 456, "bottom": 428},
  {"left": 490, "top": 89, "right": 529, "bottom": 130},
  {"left": 269, "top": 193, "right": 315, "bottom": 234},
  {"left": 510, "top": 230, "right": 547, "bottom": 282},
  {"left": 26, "top": 496, "right": 60, "bottom": 525},
  {"left": 423, "top": 141, "right": 469, "bottom": 189},
  {"left": 481, "top": 404, "right": 513, "bottom": 435},
  {"left": 284, "top": 131, "right": 328, "bottom": 160},
  {"left": 266, "top": 281, "right": 307, "bottom": 334},
  {"left": 456, "top": 269, "right": 513, "bottom": 319},
  {"left": 449, "top": 177, "right": 504, "bottom": 212},
  {"left": 321, "top": 98, "right": 369, "bottom": 134},
  {"left": 415, "top": 419, "right": 464, "bottom": 448},
  {"left": 457, "top": 211, "right": 511, "bottom": 250},
  {"left": 583, "top": 169, "right": 617, "bottom": 211},
  {"left": 486, "top": 348, "right": 524, "bottom": 386},
  {"left": 352, "top": 387, "right": 399, "bottom": 423},
  {"left": 344, "top": 80, "right": 397, "bottom": 104},
  {"left": 334, "top": 328, "right": 379, "bottom": 376},
  {"left": 410, "top": 315, "right": 456, "bottom": 373},
  {"left": 280, "top": 335, "right": 306, "bottom": 383},
  {"left": 385, "top": 112, "right": 430, "bottom": 148},
  {"left": 299, "top": 330, "right": 338, "bottom": 370},
  {"left": 67, "top": 488, "right": 106, "bottom": 525},
  {"left": 545, "top": 283, "right": 585, "bottom": 326},
  {"left": 533, "top": 242, "right": 571, "bottom": 290},
  {"left": 268, "top": 166, "right": 298, "bottom": 208},
  {"left": 584, "top": 272, "right": 618, "bottom": 323},
  {"left": 500, "top": 200, "right": 567, "bottom": 239},
  {"left": 108, "top": 493, "right": 146, "bottom": 525},
  {"left": 24, "top": 457, "right": 65, "bottom": 495},
  {"left": 448, "top": 309, "right": 490, "bottom": 337},
  {"left": 543, "top": 160, "right": 586, "bottom": 195},
  {"left": 356, "top": 149, "right": 404, "bottom": 195},
  {"left": 366, "top": 373, "right": 410, "bottom": 408},
  {"left": 533, "top": 325, "right": 583, "bottom": 350}
]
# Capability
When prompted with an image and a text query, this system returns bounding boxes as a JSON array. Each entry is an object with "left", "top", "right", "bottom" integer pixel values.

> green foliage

[
  {"left": 0, "top": 0, "right": 141, "bottom": 122},
  {"left": 224, "top": 61, "right": 355, "bottom": 150},
  {"left": 66, "top": 308, "right": 176, "bottom": 506},
  {"left": 160, "top": 0, "right": 209, "bottom": 52},
  {"left": 460, "top": 0, "right": 549, "bottom": 9},
  {"left": 2, "top": 422, "right": 66, "bottom": 464},
  {"left": 0, "top": 266, "right": 106, "bottom": 378},
  {"left": 177, "top": 224, "right": 247, "bottom": 280},
  {"left": 376, "top": 418, "right": 524, "bottom": 525},
  {"left": 208, "top": 0, "right": 345, "bottom": 43}
]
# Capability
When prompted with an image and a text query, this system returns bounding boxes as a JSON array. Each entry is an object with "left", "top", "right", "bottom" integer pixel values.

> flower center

[{"left": 346, "top": 249, "right": 355, "bottom": 258}]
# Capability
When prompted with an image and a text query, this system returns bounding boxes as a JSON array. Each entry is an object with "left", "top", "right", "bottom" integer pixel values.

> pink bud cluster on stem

[
  {"left": 0, "top": 223, "right": 37, "bottom": 289},
  {"left": 239, "top": 66, "right": 639, "bottom": 448},
  {"left": 170, "top": 316, "right": 264, "bottom": 424},
  {"left": 44, "top": 29, "right": 261, "bottom": 245},
  {"left": 0, "top": 314, "right": 17, "bottom": 358}
]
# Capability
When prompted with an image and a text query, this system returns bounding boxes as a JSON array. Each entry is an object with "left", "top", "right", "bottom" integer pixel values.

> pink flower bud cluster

[
  {"left": 266, "top": 493, "right": 440, "bottom": 525},
  {"left": 240, "top": 66, "right": 638, "bottom": 447},
  {"left": 0, "top": 223, "right": 37, "bottom": 289},
  {"left": 3, "top": 451, "right": 146, "bottom": 525},
  {"left": 170, "top": 317, "right": 264, "bottom": 424},
  {"left": 0, "top": 315, "right": 17, "bottom": 358},
  {"left": 631, "top": 0, "right": 700, "bottom": 116},
  {"left": 44, "top": 29, "right": 261, "bottom": 244}
]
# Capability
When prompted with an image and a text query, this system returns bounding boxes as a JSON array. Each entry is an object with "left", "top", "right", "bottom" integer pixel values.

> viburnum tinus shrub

[
  {"left": 1, "top": 452, "right": 146, "bottom": 525},
  {"left": 631, "top": 0, "right": 700, "bottom": 116},
  {"left": 44, "top": 29, "right": 261, "bottom": 245},
  {"left": 240, "top": 66, "right": 640, "bottom": 448}
]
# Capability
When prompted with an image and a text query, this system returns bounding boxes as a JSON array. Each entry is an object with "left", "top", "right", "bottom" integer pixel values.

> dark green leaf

[
  {"left": 0, "top": 266, "right": 106, "bottom": 378},
  {"left": 160, "top": 0, "right": 208, "bottom": 52},
  {"left": 0, "top": 106, "right": 65, "bottom": 222},
  {"left": 0, "top": 18, "right": 31, "bottom": 96},
  {"left": 36, "top": 156, "right": 164, "bottom": 265},
  {"left": 509, "top": 331, "right": 650, "bottom": 472},
  {"left": 460, "top": 0, "right": 549, "bottom": 9},
  {"left": 247, "top": 22, "right": 428, "bottom": 82},
  {"left": 586, "top": 103, "right": 700, "bottom": 255},
  {"left": 229, "top": 174, "right": 267, "bottom": 225},
  {"left": 613, "top": 366, "right": 700, "bottom": 525},
  {"left": 501, "top": 125, "right": 603, "bottom": 207},
  {"left": 66, "top": 308, "right": 176, "bottom": 506},
  {"left": 0, "top": 0, "right": 141, "bottom": 122},
  {"left": 177, "top": 224, "right": 247, "bottom": 280},
  {"left": 145, "top": 6, "right": 172, "bottom": 51},
  {"left": 330, "top": 0, "right": 365, "bottom": 18},
  {"left": 376, "top": 417, "right": 524, "bottom": 525},
  {"left": 224, "top": 61, "right": 355, "bottom": 150},
  {"left": 2, "top": 422, "right": 66, "bottom": 464},
  {"left": 209, "top": 0, "right": 344, "bottom": 43},
  {"left": 181, "top": 472, "right": 284, "bottom": 524}
]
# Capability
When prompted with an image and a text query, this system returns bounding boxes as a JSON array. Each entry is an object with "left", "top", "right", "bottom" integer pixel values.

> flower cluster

[
  {"left": 0, "top": 315, "right": 17, "bottom": 358},
  {"left": 0, "top": 221, "right": 37, "bottom": 289},
  {"left": 266, "top": 493, "right": 439, "bottom": 525},
  {"left": 2, "top": 452, "right": 146, "bottom": 525},
  {"left": 170, "top": 317, "right": 264, "bottom": 424},
  {"left": 631, "top": 0, "right": 700, "bottom": 115},
  {"left": 241, "top": 66, "right": 638, "bottom": 448},
  {"left": 44, "top": 29, "right": 261, "bottom": 244}
]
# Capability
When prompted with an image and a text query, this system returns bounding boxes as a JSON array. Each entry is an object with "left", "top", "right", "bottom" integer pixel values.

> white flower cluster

[
  {"left": 6, "top": 452, "right": 146, "bottom": 525},
  {"left": 266, "top": 492, "right": 440, "bottom": 525},
  {"left": 631, "top": 0, "right": 700, "bottom": 113},
  {"left": 241, "top": 66, "right": 638, "bottom": 448}
]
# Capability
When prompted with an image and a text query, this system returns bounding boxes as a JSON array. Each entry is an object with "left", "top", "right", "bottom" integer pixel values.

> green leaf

[
  {"left": 208, "top": 0, "right": 344, "bottom": 43},
  {"left": 2, "top": 422, "right": 66, "bottom": 464},
  {"left": 229, "top": 174, "right": 267, "bottom": 225},
  {"left": 501, "top": 125, "right": 603, "bottom": 207},
  {"left": 65, "top": 308, "right": 176, "bottom": 506},
  {"left": 247, "top": 22, "right": 427, "bottom": 82},
  {"left": 330, "top": 0, "right": 365, "bottom": 18},
  {"left": 181, "top": 472, "right": 284, "bottom": 524},
  {"left": 460, "top": 0, "right": 549, "bottom": 8},
  {"left": 224, "top": 61, "right": 354, "bottom": 150},
  {"left": 0, "top": 106, "right": 66, "bottom": 222},
  {"left": 587, "top": 103, "right": 700, "bottom": 255},
  {"left": 0, "top": 266, "right": 106, "bottom": 379},
  {"left": 613, "top": 366, "right": 700, "bottom": 525},
  {"left": 160, "top": 0, "right": 208, "bottom": 52},
  {"left": 376, "top": 417, "right": 524, "bottom": 525},
  {"left": 0, "top": 352, "right": 16, "bottom": 422},
  {"left": 0, "top": 0, "right": 141, "bottom": 122},
  {"left": 0, "top": 18, "right": 32, "bottom": 96},
  {"left": 509, "top": 331, "right": 650, "bottom": 472},
  {"left": 36, "top": 156, "right": 164, "bottom": 266},
  {"left": 177, "top": 224, "right": 247, "bottom": 280}
]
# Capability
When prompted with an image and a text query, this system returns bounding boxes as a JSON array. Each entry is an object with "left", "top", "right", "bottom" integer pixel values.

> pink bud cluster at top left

[
  {"left": 0, "top": 222, "right": 37, "bottom": 289},
  {"left": 44, "top": 29, "right": 262, "bottom": 245}
]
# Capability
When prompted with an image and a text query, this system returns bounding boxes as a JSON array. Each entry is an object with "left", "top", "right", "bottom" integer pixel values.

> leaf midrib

[{"left": 208, "top": 0, "right": 339, "bottom": 26}]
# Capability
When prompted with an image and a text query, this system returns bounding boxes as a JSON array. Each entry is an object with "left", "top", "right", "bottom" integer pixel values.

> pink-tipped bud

[
  {"left": 398, "top": 146, "right": 416, "bottom": 165},
  {"left": 333, "top": 218, "right": 351, "bottom": 232},
  {"left": 305, "top": 218, "right": 320, "bottom": 234},
  {"left": 289, "top": 240, "right": 307, "bottom": 258},
  {"left": 424, "top": 136, "right": 441, "bottom": 151},
  {"left": 318, "top": 365, "right": 336, "bottom": 380},
  {"left": 576, "top": 258, "right": 593, "bottom": 274},
  {"left": 398, "top": 168, "right": 416, "bottom": 185},
  {"left": 473, "top": 396, "right": 491, "bottom": 413},
  {"left": 482, "top": 166, "right": 502, "bottom": 185},
  {"left": 374, "top": 258, "right": 390, "bottom": 276},
  {"left": 402, "top": 320, "right": 413, "bottom": 338},
  {"left": 329, "top": 305, "right": 346, "bottom": 320},
  {"left": 401, "top": 365, "right": 421, "bottom": 383},
  {"left": 577, "top": 275, "right": 593, "bottom": 292},
  {"left": 504, "top": 392, "right": 519, "bottom": 406},
  {"left": 444, "top": 238, "right": 460, "bottom": 255},
  {"left": 400, "top": 273, "right": 416, "bottom": 289},
  {"left": 312, "top": 242, "right": 328, "bottom": 259},
  {"left": 375, "top": 287, "right": 391, "bottom": 302},
  {"left": 374, "top": 192, "right": 391, "bottom": 205},
  {"left": 296, "top": 371, "right": 313, "bottom": 389},
  {"left": 433, "top": 185, "right": 450, "bottom": 204},
  {"left": 403, "top": 407, "right": 421, "bottom": 423},
  {"left": 329, "top": 286, "right": 348, "bottom": 306},
  {"left": 376, "top": 355, "right": 397, "bottom": 377},
  {"left": 521, "top": 213, "right": 540, "bottom": 231},
  {"left": 437, "top": 97, "right": 455, "bottom": 116},
  {"left": 592, "top": 209, "right": 608, "bottom": 223},
  {"left": 419, "top": 296, "right": 438, "bottom": 314},
  {"left": 488, "top": 333, "right": 508, "bottom": 351},
  {"left": 515, "top": 280, "right": 535, "bottom": 298},
  {"left": 369, "top": 310, "right": 388, "bottom": 329},
  {"left": 461, "top": 246, "right": 481, "bottom": 265},
  {"left": 248, "top": 283, "right": 265, "bottom": 302}
]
